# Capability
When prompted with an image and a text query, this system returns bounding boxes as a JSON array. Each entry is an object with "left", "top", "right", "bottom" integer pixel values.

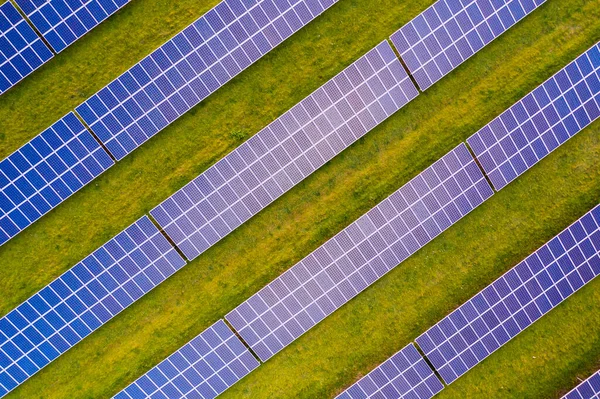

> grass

[{"left": 0, "top": 0, "right": 599, "bottom": 397}]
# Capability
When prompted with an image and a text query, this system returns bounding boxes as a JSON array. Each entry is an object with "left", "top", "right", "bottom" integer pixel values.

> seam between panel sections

[
  {"left": 73, "top": 110, "right": 119, "bottom": 162},
  {"left": 412, "top": 339, "right": 448, "bottom": 389},
  {"left": 464, "top": 140, "right": 497, "bottom": 193},
  {"left": 223, "top": 318, "right": 262, "bottom": 364},
  {"left": 386, "top": 38, "right": 422, "bottom": 94},
  {"left": 146, "top": 211, "right": 188, "bottom": 262},
  {"left": 9, "top": 0, "right": 57, "bottom": 55}
]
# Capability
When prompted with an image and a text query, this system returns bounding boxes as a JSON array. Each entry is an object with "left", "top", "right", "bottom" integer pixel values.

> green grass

[{"left": 0, "top": 0, "right": 599, "bottom": 397}]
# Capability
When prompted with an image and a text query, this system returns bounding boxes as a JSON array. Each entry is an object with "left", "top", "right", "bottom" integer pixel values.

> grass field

[{"left": 0, "top": 0, "right": 599, "bottom": 397}]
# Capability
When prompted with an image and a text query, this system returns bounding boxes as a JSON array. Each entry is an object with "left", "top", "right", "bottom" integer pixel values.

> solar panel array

[
  {"left": 76, "top": 0, "right": 341, "bottom": 160},
  {"left": 13, "top": 0, "right": 132, "bottom": 52},
  {"left": 0, "top": 216, "right": 185, "bottom": 397},
  {"left": 150, "top": 41, "right": 419, "bottom": 261},
  {"left": 562, "top": 371, "right": 600, "bottom": 399},
  {"left": 0, "top": 1, "right": 53, "bottom": 95},
  {"left": 467, "top": 42, "right": 600, "bottom": 190},
  {"left": 416, "top": 205, "right": 600, "bottom": 385},
  {"left": 226, "top": 144, "right": 494, "bottom": 361},
  {"left": 114, "top": 320, "right": 259, "bottom": 399},
  {"left": 390, "top": 0, "right": 546, "bottom": 90},
  {"left": 0, "top": 112, "right": 114, "bottom": 246},
  {"left": 335, "top": 344, "right": 444, "bottom": 399}
]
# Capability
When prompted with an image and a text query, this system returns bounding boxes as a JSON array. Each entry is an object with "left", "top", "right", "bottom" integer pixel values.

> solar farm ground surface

[{"left": 0, "top": 0, "right": 598, "bottom": 398}]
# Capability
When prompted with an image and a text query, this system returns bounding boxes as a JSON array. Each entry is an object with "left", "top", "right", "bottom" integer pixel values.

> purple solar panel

[
  {"left": 150, "top": 41, "right": 419, "bottom": 261},
  {"left": 226, "top": 143, "right": 493, "bottom": 361},
  {"left": 416, "top": 205, "right": 600, "bottom": 384},
  {"left": 562, "top": 371, "right": 600, "bottom": 399},
  {"left": 390, "top": 0, "right": 546, "bottom": 90},
  {"left": 335, "top": 344, "right": 444, "bottom": 399},
  {"left": 467, "top": 42, "right": 600, "bottom": 190}
]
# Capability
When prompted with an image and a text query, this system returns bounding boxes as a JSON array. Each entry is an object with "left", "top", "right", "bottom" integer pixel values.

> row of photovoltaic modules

[
  {"left": 0, "top": 0, "right": 342, "bottom": 245},
  {"left": 0, "top": 2, "right": 53, "bottom": 94},
  {"left": 1, "top": 1, "right": 597, "bottom": 399},
  {"left": 562, "top": 371, "right": 600, "bottom": 399},
  {"left": 0, "top": 0, "right": 132, "bottom": 94},
  {"left": 0, "top": 0, "right": 549, "bottom": 244},
  {"left": 76, "top": 0, "right": 342, "bottom": 160}
]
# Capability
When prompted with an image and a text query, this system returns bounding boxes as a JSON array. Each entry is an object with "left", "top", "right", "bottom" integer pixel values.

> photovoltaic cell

[
  {"left": 390, "top": 0, "right": 546, "bottom": 90},
  {"left": 562, "top": 371, "right": 600, "bottom": 399},
  {"left": 0, "top": 216, "right": 186, "bottom": 398},
  {"left": 335, "top": 344, "right": 444, "bottom": 399},
  {"left": 76, "top": 0, "right": 341, "bottom": 160},
  {"left": 113, "top": 320, "right": 259, "bottom": 399},
  {"left": 0, "top": 112, "right": 114, "bottom": 246},
  {"left": 13, "top": 0, "right": 132, "bottom": 52},
  {"left": 416, "top": 205, "right": 600, "bottom": 385},
  {"left": 150, "top": 41, "right": 419, "bottom": 261},
  {"left": 226, "top": 144, "right": 494, "bottom": 362},
  {"left": 467, "top": 42, "right": 600, "bottom": 190},
  {"left": 0, "top": 1, "right": 53, "bottom": 95}
]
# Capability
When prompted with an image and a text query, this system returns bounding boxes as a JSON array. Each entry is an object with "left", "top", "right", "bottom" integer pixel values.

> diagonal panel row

[
  {"left": 416, "top": 205, "right": 600, "bottom": 385},
  {"left": 335, "top": 343, "right": 444, "bottom": 399},
  {"left": 390, "top": 0, "right": 546, "bottom": 90},
  {"left": 467, "top": 42, "right": 600, "bottom": 190},
  {"left": 150, "top": 41, "right": 419, "bottom": 261},
  {"left": 14, "top": 0, "right": 132, "bottom": 52},
  {"left": 226, "top": 143, "right": 494, "bottom": 362},
  {"left": 0, "top": 1, "right": 53, "bottom": 95},
  {"left": 114, "top": 320, "right": 259, "bottom": 399},
  {"left": 76, "top": 0, "right": 341, "bottom": 160},
  {"left": 0, "top": 216, "right": 185, "bottom": 398},
  {"left": 0, "top": 112, "right": 114, "bottom": 246},
  {"left": 562, "top": 370, "right": 600, "bottom": 399}
]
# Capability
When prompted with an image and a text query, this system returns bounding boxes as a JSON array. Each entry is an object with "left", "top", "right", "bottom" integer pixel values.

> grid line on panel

[
  {"left": 0, "top": 1, "right": 53, "bottom": 94},
  {"left": 467, "top": 42, "right": 600, "bottom": 190},
  {"left": 390, "top": 0, "right": 546, "bottom": 90},
  {"left": 225, "top": 144, "right": 494, "bottom": 362},
  {"left": 416, "top": 205, "right": 600, "bottom": 385},
  {"left": 335, "top": 344, "right": 444, "bottom": 399},
  {"left": 114, "top": 320, "right": 259, "bottom": 399},
  {"left": 150, "top": 41, "right": 419, "bottom": 261},
  {"left": 0, "top": 112, "right": 115, "bottom": 246},
  {"left": 75, "top": 0, "right": 341, "bottom": 160},
  {"left": 13, "top": 0, "right": 133, "bottom": 52},
  {"left": 0, "top": 216, "right": 186, "bottom": 397},
  {"left": 562, "top": 370, "right": 600, "bottom": 399}
]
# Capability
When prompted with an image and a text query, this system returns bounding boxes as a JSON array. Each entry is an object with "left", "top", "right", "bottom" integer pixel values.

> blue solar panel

[
  {"left": 0, "top": 216, "right": 185, "bottom": 398},
  {"left": 114, "top": 320, "right": 259, "bottom": 399},
  {"left": 13, "top": 0, "right": 132, "bottom": 52},
  {"left": 150, "top": 41, "right": 418, "bottom": 261},
  {"left": 0, "top": 112, "right": 114, "bottom": 246},
  {"left": 226, "top": 144, "right": 494, "bottom": 361},
  {"left": 467, "top": 42, "right": 600, "bottom": 190},
  {"left": 0, "top": 1, "right": 53, "bottom": 95},
  {"left": 416, "top": 205, "right": 600, "bottom": 385},
  {"left": 335, "top": 344, "right": 444, "bottom": 399},
  {"left": 390, "top": 0, "right": 546, "bottom": 90},
  {"left": 76, "top": 0, "right": 341, "bottom": 161},
  {"left": 563, "top": 371, "right": 600, "bottom": 399}
]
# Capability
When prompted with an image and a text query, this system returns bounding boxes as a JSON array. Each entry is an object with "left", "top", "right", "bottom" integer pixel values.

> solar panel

[
  {"left": 467, "top": 42, "right": 600, "bottom": 190},
  {"left": 415, "top": 205, "right": 600, "bottom": 385},
  {"left": 562, "top": 371, "right": 600, "bottom": 399},
  {"left": 0, "top": 216, "right": 186, "bottom": 398},
  {"left": 390, "top": 0, "right": 546, "bottom": 90},
  {"left": 226, "top": 143, "right": 494, "bottom": 362},
  {"left": 0, "top": 1, "right": 53, "bottom": 95},
  {"left": 113, "top": 320, "right": 259, "bottom": 399},
  {"left": 0, "top": 112, "right": 114, "bottom": 246},
  {"left": 150, "top": 41, "right": 419, "bottom": 261},
  {"left": 335, "top": 344, "right": 444, "bottom": 399},
  {"left": 75, "top": 0, "right": 341, "bottom": 160},
  {"left": 13, "top": 0, "right": 132, "bottom": 52}
]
